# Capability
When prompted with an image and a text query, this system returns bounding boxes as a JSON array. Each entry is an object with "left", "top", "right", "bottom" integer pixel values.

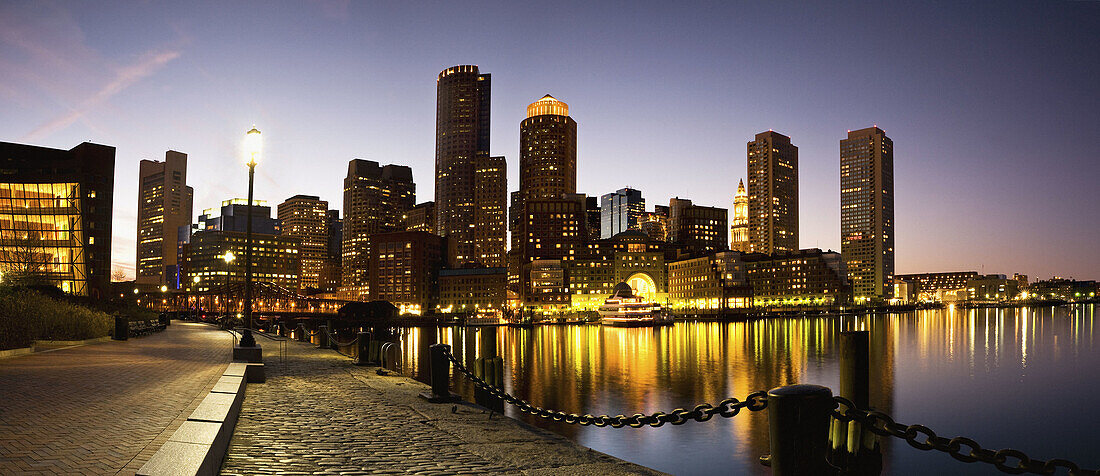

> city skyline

[{"left": 2, "top": 2, "right": 1098, "bottom": 281}]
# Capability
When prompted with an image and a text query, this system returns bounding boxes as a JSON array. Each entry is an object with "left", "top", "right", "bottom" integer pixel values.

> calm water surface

[{"left": 393, "top": 305, "right": 1097, "bottom": 475}]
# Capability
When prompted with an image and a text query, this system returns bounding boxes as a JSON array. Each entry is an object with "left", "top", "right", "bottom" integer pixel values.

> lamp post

[
  {"left": 243, "top": 126, "right": 261, "bottom": 330},
  {"left": 223, "top": 251, "right": 236, "bottom": 323},
  {"left": 191, "top": 275, "right": 201, "bottom": 318}
]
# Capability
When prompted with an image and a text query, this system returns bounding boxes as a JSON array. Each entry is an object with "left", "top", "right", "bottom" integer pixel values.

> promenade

[
  {"left": 222, "top": 337, "right": 663, "bottom": 475},
  {"left": 0, "top": 321, "right": 233, "bottom": 475}
]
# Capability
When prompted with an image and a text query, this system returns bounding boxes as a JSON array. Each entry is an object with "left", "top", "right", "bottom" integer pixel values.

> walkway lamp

[
  {"left": 223, "top": 251, "right": 236, "bottom": 321},
  {"left": 243, "top": 126, "right": 261, "bottom": 331}
]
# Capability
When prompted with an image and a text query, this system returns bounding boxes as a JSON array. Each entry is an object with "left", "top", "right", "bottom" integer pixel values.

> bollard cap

[{"left": 768, "top": 384, "right": 832, "bottom": 398}]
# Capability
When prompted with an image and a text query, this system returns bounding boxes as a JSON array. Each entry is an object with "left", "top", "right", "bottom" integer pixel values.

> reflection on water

[{"left": 395, "top": 304, "right": 1096, "bottom": 475}]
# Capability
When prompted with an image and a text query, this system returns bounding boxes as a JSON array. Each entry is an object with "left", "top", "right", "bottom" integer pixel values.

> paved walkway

[
  {"left": 0, "top": 321, "right": 233, "bottom": 475},
  {"left": 222, "top": 338, "right": 663, "bottom": 475}
]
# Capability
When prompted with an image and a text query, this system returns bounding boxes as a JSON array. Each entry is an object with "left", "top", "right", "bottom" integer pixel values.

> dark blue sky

[{"left": 1, "top": 1, "right": 1097, "bottom": 280}]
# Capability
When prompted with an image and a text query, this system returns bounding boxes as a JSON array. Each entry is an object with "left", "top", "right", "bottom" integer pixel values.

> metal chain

[
  {"left": 832, "top": 396, "right": 1098, "bottom": 476},
  {"left": 442, "top": 347, "right": 768, "bottom": 428}
]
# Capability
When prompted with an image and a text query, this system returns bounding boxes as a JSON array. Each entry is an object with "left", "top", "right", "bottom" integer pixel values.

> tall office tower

[
  {"left": 137, "top": 151, "right": 193, "bottom": 288},
  {"left": 435, "top": 65, "right": 492, "bottom": 267},
  {"left": 277, "top": 195, "right": 328, "bottom": 292},
  {"left": 320, "top": 209, "right": 342, "bottom": 292},
  {"left": 730, "top": 179, "right": 749, "bottom": 252},
  {"left": 840, "top": 127, "right": 894, "bottom": 301},
  {"left": 747, "top": 131, "right": 798, "bottom": 254},
  {"left": 341, "top": 159, "right": 415, "bottom": 300},
  {"left": 600, "top": 187, "right": 645, "bottom": 238},
  {"left": 473, "top": 154, "right": 507, "bottom": 267},
  {"left": 405, "top": 201, "right": 436, "bottom": 234},
  {"left": 585, "top": 197, "right": 601, "bottom": 240},
  {"left": 668, "top": 197, "right": 728, "bottom": 257},
  {"left": 509, "top": 94, "right": 577, "bottom": 251}
]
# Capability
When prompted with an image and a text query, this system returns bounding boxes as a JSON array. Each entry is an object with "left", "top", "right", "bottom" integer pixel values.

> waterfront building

[
  {"left": 319, "top": 209, "right": 341, "bottom": 293},
  {"left": 747, "top": 131, "right": 798, "bottom": 254},
  {"left": 667, "top": 252, "right": 752, "bottom": 310},
  {"left": 730, "top": 179, "right": 749, "bottom": 252},
  {"left": 893, "top": 280, "right": 916, "bottom": 304},
  {"left": 668, "top": 197, "right": 728, "bottom": 257},
  {"left": 198, "top": 199, "right": 279, "bottom": 234},
  {"left": 405, "top": 201, "right": 435, "bottom": 234},
  {"left": 0, "top": 141, "right": 114, "bottom": 297},
  {"left": 841, "top": 127, "right": 895, "bottom": 301},
  {"left": 1013, "top": 273, "right": 1029, "bottom": 289},
  {"left": 136, "top": 150, "right": 192, "bottom": 288},
  {"left": 585, "top": 197, "right": 601, "bottom": 241},
  {"left": 277, "top": 195, "right": 329, "bottom": 292},
  {"left": 639, "top": 211, "right": 668, "bottom": 242},
  {"left": 966, "top": 275, "right": 1019, "bottom": 301},
  {"left": 568, "top": 231, "right": 668, "bottom": 311},
  {"left": 743, "top": 249, "right": 850, "bottom": 306},
  {"left": 895, "top": 271, "right": 978, "bottom": 301},
  {"left": 510, "top": 94, "right": 577, "bottom": 251},
  {"left": 528, "top": 259, "right": 567, "bottom": 311},
  {"left": 341, "top": 159, "right": 415, "bottom": 300},
  {"left": 600, "top": 187, "right": 645, "bottom": 239},
  {"left": 368, "top": 231, "right": 444, "bottom": 315},
  {"left": 1028, "top": 278, "right": 1097, "bottom": 301},
  {"left": 438, "top": 267, "right": 507, "bottom": 316},
  {"left": 435, "top": 65, "right": 505, "bottom": 268},
  {"left": 509, "top": 194, "right": 588, "bottom": 309},
  {"left": 184, "top": 230, "right": 299, "bottom": 293}
]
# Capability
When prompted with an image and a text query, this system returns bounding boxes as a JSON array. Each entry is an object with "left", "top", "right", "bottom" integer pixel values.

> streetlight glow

[
  {"left": 223, "top": 251, "right": 236, "bottom": 263},
  {"left": 244, "top": 126, "right": 262, "bottom": 166}
]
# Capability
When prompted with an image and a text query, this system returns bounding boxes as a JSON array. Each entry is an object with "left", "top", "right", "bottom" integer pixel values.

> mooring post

[
  {"left": 297, "top": 323, "right": 308, "bottom": 342},
  {"left": 419, "top": 344, "right": 459, "bottom": 403},
  {"left": 317, "top": 325, "right": 329, "bottom": 348},
  {"left": 832, "top": 330, "right": 882, "bottom": 474},
  {"left": 355, "top": 331, "right": 370, "bottom": 365},
  {"left": 113, "top": 316, "right": 128, "bottom": 340},
  {"left": 763, "top": 384, "right": 836, "bottom": 475}
]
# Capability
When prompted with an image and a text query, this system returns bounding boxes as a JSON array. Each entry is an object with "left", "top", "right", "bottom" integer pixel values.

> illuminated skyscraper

[
  {"left": 600, "top": 187, "right": 645, "bottom": 238},
  {"left": 341, "top": 159, "right": 414, "bottom": 300},
  {"left": 435, "top": 65, "right": 504, "bottom": 267},
  {"left": 137, "top": 150, "right": 192, "bottom": 287},
  {"left": 730, "top": 179, "right": 749, "bottom": 252},
  {"left": 840, "top": 127, "right": 894, "bottom": 300},
  {"left": 277, "top": 195, "right": 328, "bottom": 291},
  {"left": 747, "top": 131, "right": 798, "bottom": 254}
]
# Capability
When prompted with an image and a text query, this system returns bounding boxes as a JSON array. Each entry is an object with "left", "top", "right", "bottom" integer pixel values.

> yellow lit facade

[
  {"left": 0, "top": 182, "right": 87, "bottom": 294},
  {"left": 526, "top": 94, "right": 569, "bottom": 118}
]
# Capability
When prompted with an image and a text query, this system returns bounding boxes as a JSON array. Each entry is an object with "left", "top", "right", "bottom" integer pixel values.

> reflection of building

[
  {"left": 747, "top": 131, "right": 798, "bottom": 254},
  {"left": 439, "top": 267, "right": 507, "bottom": 315},
  {"left": 730, "top": 179, "right": 749, "bottom": 252},
  {"left": 841, "top": 127, "right": 894, "bottom": 301},
  {"left": 405, "top": 201, "right": 435, "bottom": 234},
  {"left": 966, "top": 275, "right": 1019, "bottom": 301},
  {"left": 600, "top": 187, "right": 644, "bottom": 238},
  {"left": 341, "top": 159, "right": 415, "bottom": 300},
  {"left": 277, "top": 195, "right": 328, "bottom": 292},
  {"left": 568, "top": 231, "right": 668, "bottom": 310},
  {"left": 895, "top": 271, "right": 978, "bottom": 301},
  {"left": 368, "top": 231, "right": 444, "bottom": 315},
  {"left": 668, "top": 197, "right": 728, "bottom": 257},
  {"left": 136, "top": 150, "right": 192, "bottom": 288},
  {"left": 184, "top": 230, "right": 299, "bottom": 292},
  {"left": 0, "top": 141, "right": 114, "bottom": 297}
]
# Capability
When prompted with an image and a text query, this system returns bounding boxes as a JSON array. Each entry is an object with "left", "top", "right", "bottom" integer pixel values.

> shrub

[{"left": 0, "top": 288, "right": 113, "bottom": 350}]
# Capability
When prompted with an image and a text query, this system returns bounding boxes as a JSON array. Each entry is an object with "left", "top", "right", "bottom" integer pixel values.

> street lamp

[
  {"left": 243, "top": 126, "right": 261, "bottom": 331},
  {"left": 191, "top": 275, "right": 201, "bottom": 317},
  {"left": 223, "top": 251, "right": 236, "bottom": 322}
]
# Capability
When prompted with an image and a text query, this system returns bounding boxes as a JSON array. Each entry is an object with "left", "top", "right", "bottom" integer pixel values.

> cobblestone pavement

[
  {"left": 223, "top": 338, "right": 664, "bottom": 475},
  {"left": 0, "top": 321, "right": 233, "bottom": 475}
]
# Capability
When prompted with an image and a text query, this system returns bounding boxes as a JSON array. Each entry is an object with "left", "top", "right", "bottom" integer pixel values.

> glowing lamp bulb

[{"left": 244, "top": 126, "right": 262, "bottom": 165}]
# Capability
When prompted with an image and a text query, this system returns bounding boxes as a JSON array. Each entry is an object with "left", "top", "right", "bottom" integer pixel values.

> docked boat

[{"left": 598, "top": 282, "right": 671, "bottom": 327}]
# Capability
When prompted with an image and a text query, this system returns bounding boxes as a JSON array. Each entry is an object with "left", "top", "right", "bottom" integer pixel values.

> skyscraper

[
  {"left": 600, "top": 187, "right": 645, "bottom": 238},
  {"left": 730, "top": 179, "right": 749, "bottom": 252},
  {"left": 341, "top": 159, "right": 415, "bottom": 300},
  {"left": 747, "top": 131, "right": 798, "bottom": 254},
  {"left": 137, "top": 150, "right": 192, "bottom": 287},
  {"left": 668, "top": 197, "right": 728, "bottom": 257},
  {"left": 841, "top": 127, "right": 894, "bottom": 301},
  {"left": 435, "top": 65, "right": 501, "bottom": 267},
  {"left": 277, "top": 195, "right": 328, "bottom": 292}
]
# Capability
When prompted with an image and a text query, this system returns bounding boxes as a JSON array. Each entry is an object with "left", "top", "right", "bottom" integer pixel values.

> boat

[{"left": 598, "top": 282, "right": 671, "bottom": 327}]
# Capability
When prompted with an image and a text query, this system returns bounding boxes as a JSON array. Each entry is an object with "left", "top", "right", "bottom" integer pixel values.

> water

[{"left": 394, "top": 304, "right": 1097, "bottom": 475}]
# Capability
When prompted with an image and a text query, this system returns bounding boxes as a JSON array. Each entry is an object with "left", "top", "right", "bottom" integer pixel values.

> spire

[{"left": 737, "top": 178, "right": 746, "bottom": 196}]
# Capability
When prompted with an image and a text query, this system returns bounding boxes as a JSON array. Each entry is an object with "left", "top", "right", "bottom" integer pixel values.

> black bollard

[
  {"left": 419, "top": 344, "right": 459, "bottom": 403},
  {"left": 355, "top": 331, "right": 370, "bottom": 365},
  {"left": 763, "top": 384, "right": 837, "bottom": 475},
  {"left": 317, "top": 325, "right": 329, "bottom": 348},
  {"left": 113, "top": 316, "right": 128, "bottom": 340},
  {"left": 831, "top": 331, "right": 882, "bottom": 475},
  {"left": 297, "top": 324, "right": 308, "bottom": 342}
]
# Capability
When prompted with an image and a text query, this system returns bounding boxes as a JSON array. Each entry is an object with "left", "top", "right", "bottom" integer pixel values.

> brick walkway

[
  {"left": 0, "top": 321, "right": 233, "bottom": 475},
  {"left": 223, "top": 338, "right": 662, "bottom": 475}
]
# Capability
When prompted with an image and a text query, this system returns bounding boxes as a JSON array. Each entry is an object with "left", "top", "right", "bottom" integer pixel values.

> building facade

[
  {"left": 368, "top": 231, "right": 444, "bottom": 315},
  {"left": 341, "top": 159, "right": 415, "bottom": 299},
  {"left": 405, "top": 201, "right": 435, "bottom": 234},
  {"left": 743, "top": 249, "right": 850, "bottom": 306},
  {"left": 439, "top": 267, "right": 507, "bottom": 316},
  {"left": 600, "top": 187, "right": 644, "bottom": 239},
  {"left": 277, "top": 195, "right": 329, "bottom": 292},
  {"left": 473, "top": 154, "right": 507, "bottom": 267},
  {"left": 668, "top": 197, "right": 728, "bottom": 257},
  {"left": 184, "top": 230, "right": 300, "bottom": 293},
  {"left": 136, "top": 150, "right": 192, "bottom": 288},
  {"left": 841, "top": 127, "right": 895, "bottom": 301},
  {"left": 0, "top": 141, "right": 114, "bottom": 297},
  {"left": 747, "top": 131, "right": 798, "bottom": 254},
  {"left": 509, "top": 94, "right": 577, "bottom": 251},
  {"left": 197, "top": 199, "right": 279, "bottom": 234},
  {"left": 667, "top": 251, "right": 752, "bottom": 311},
  {"left": 895, "top": 271, "right": 978, "bottom": 301},
  {"left": 568, "top": 231, "right": 668, "bottom": 311},
  {"left": 730, "top": 179, "right": 749, "bottom": 252}
]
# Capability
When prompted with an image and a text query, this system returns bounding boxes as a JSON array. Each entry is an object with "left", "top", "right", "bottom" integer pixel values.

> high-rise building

[
  {"left": 0, "top": 141, "right": 114, "bottom": 297},
  {"left": 600, "top": 187, "right": 645, "bottom": 238},
  {"left": 747, "top": 131, "right": 798, "bottom": 254},
  {"left": 341, "top": 159, "right": 415, "bottom": 300},
  {"left": 841, "top": 127, "right": 894, "bottom": 300},
  {"left": 197, "top": 199, "right": 279, "bottom": 234},
  {"left": 405, "top": 201, "right": 435, "bottom": 234},
  {"left": 137, "top": 151, "right": 193, "bottom": 288},
  {"left": 368, "top": 231, "right": 445, "bottom": 315},
  {"left": 585, "top": 197, "right": 601, "bottom": 241},
  {"left": 277, "top": 195, "right": 328, "bottom": 291},
  {"left": 320, "top": 209, "right": 342, "bottom": 293},
  {"left": 668, "top": 197, "right": 728, "bottom": 257},
  {"left": 730, "top": 179, "right": 749, "bottom": 252},
  {"left": 183, "top": 230, "right": 300, "bottom": 293},
  {"left": 435, "top": 65, "right": 502, "bottom": 267}
]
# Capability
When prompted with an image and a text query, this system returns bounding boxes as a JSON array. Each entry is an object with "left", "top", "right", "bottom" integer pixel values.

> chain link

[
  {"left": 441, "top": 346, "right": 767, "bottom": 428},
  {"left": 832, "top": 396, "right": 1098, "bottom": 475}
]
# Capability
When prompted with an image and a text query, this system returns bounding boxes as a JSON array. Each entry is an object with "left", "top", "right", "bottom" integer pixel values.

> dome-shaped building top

[
  {"left": 612, "top": 282, "right": 635, "bottom": 298},
  {"left": 526, "top": 94, "right": 569, "bottom": 118}
]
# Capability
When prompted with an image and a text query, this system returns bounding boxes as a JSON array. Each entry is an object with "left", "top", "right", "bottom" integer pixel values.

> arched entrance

[{"left": 626, "top": 272, "right": 656, "bottom": 301}]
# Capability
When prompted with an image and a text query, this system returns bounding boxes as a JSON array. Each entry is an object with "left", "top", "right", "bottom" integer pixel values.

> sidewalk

[
  {"left": 0, "top": 321, "right": 234, "bottom": 475},
  {"left": 222, "top": 337, "right": 664, "bottom": 475}
]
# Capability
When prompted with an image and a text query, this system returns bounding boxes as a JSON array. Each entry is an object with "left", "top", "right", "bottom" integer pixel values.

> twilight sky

[{"left": 1, "top": 1, "right": 1098, "bottom": 281}]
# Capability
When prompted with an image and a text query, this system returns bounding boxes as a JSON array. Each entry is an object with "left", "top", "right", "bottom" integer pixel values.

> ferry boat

[{"left": 598, "top": 282, "right": 671, "bottom": 327}]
